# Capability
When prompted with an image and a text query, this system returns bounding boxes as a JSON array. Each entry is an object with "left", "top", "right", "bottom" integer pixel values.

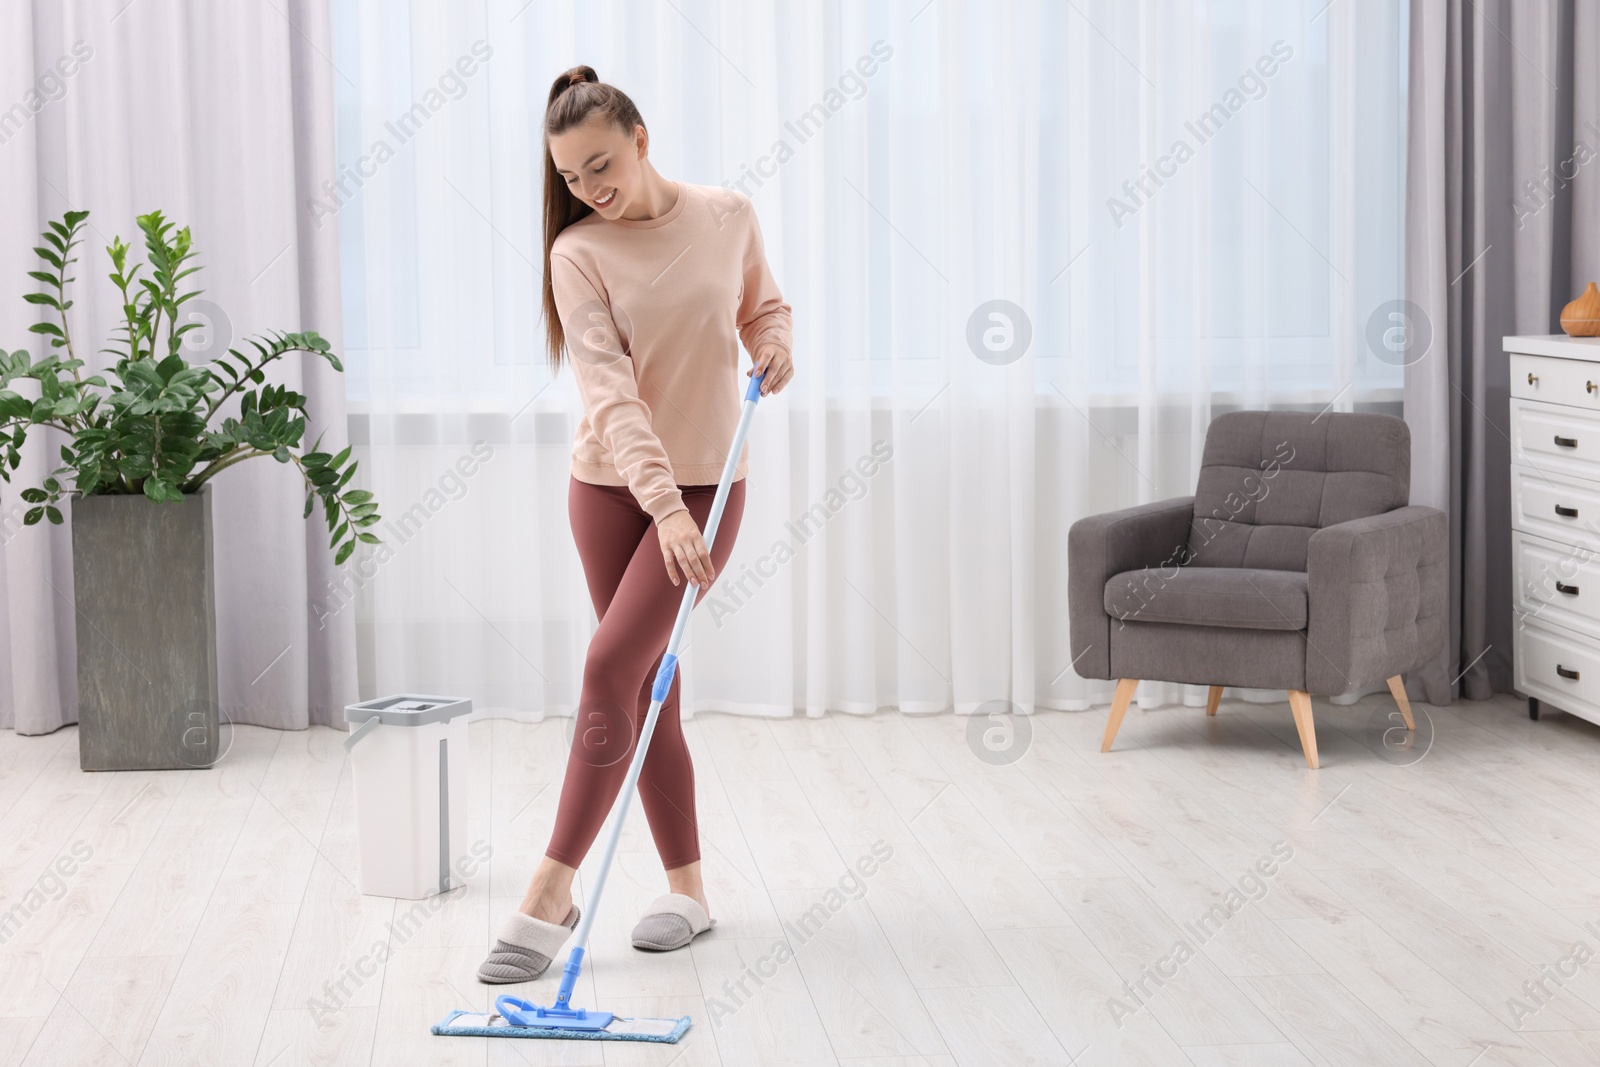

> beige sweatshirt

[{"left": 550, "top": 182, "right": 793, "bottom": 523}]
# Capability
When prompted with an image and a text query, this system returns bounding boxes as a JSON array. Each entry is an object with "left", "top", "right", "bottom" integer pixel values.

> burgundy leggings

[{"left": 545, "top": 475, "right": 746, "bottom": 871}]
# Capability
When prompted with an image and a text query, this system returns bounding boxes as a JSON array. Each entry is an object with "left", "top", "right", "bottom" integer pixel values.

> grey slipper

[
  {"left": 476, "top": 904, "right": 580, "bottom": 984},
  {"left": 631, "top": 892, "right": 717, "bottom": 951}
]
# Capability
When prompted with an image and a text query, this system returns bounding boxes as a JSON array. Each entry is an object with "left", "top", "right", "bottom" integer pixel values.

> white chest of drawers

[{"left": 1507, "top": 333, "right": 1600, "bottom": 726}]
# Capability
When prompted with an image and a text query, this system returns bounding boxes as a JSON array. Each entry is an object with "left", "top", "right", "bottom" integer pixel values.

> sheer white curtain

[{"left": 331, "top": 0, "right": 1407, "bottom": 722}]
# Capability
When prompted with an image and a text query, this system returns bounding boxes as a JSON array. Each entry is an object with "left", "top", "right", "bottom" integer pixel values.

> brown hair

[{"left": 541, "top": 65, "right": 648, "bottom": 371}]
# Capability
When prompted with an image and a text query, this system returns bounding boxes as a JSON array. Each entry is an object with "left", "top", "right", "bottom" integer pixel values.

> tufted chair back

[{"left": 1185, "top": 410, "right": 1412, "bottom": 571}]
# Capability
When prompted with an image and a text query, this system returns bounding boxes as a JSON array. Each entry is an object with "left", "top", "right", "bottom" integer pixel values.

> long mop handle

[{"left": 549, "top": 368, "right": 767, "bottom": 1013}]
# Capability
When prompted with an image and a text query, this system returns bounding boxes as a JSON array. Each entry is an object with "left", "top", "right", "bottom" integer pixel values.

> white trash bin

[{"left": 343, "top": 693, "right": 471, "bottom": 899}]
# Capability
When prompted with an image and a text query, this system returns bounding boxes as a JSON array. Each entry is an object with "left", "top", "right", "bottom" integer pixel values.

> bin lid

[{"left": 344, "top": 693, "right": 472, "bottom": 728}]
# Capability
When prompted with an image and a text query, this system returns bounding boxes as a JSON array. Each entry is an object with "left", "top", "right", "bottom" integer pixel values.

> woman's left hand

[{"left": 749, "top": 342, "right": 793, "bottom": 396}]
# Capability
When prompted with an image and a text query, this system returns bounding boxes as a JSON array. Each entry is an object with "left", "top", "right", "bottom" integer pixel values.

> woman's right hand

[{"left": 658, "top": 509, "right": 715, "bottom": 588}]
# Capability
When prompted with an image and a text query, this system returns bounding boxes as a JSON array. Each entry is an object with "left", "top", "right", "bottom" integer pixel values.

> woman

[{"left": 477, "top": 66, "right": 794, "bottom": 984}]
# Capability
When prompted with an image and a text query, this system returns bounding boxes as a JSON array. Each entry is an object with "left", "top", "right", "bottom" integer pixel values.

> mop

[{"left": 433, "top": 368, "right": 768, "bottom": 1044}]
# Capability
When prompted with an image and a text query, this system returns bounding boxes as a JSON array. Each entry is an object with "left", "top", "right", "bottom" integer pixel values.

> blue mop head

[{"left": 431, "top": 1008, "right": 691, "bottom": 1043}]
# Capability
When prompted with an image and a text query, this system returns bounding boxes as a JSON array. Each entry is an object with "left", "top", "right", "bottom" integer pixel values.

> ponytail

[{"left": 541, "top": 66, "right": 648, "bottom": 371}]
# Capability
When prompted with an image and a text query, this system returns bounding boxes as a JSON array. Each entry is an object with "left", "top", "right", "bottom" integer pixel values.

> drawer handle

[
  {"left": 1590, "top": 381, "right": 1598, "bottom": 395},
  {"left": 1529, "top": 372, "right": 1540, "bottom": 385},
  {"left": 1556, "top": 505, "right": 1580, "bottom": 518},
  {"left": 1557, "top": 664, "right": 1581, "bottom": 680},
  {"left": 1555, "top": 435, "right": 1579, "bottom": 448},
  {"left": 1558, "top": 581, "right": 1581, "bottom": 595}
]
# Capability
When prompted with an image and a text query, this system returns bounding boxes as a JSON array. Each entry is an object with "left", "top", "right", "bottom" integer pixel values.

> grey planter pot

[{"left": 70, "top": 482, "right": 220, "bottom": 771}]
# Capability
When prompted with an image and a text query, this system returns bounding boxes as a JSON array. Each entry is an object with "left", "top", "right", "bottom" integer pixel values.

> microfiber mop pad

[{"left": 431, "top": 1005, "right": 691, "bottom": 1043}]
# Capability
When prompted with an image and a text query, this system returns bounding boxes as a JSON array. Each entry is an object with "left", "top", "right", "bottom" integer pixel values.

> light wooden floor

[{"left": 4, "top": 691, "right": 1600, "bottom": 1066}]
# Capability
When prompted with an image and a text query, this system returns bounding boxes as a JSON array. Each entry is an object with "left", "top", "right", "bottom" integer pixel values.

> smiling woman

[
  {"left": 539, "top": 67, "right": 793, "bottom": 520},
  {"left": 473, "top": 62, "right": 795, "bottom": 987}
]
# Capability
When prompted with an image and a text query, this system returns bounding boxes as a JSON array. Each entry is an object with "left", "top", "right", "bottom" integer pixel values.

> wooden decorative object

[{"left": 1561, "top": 282, "right": 1600, "bottom": 337}]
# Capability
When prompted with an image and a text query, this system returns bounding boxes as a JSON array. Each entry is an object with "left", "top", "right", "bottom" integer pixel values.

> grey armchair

[{"left": 1067, "top": 410, "right": 1447, "bottom": 768}]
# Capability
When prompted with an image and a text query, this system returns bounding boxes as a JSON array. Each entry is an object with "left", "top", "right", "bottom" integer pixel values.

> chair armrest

[
  {"left": 1068, "top": 496, "right": 1196, "bottom": 680},
  {"left": 1305, "top": 505, "right": 1447, "bottom": 694}
]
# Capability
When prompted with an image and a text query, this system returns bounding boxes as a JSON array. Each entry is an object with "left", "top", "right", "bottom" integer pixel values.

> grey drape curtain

[
  {"left": 0, "top": 0, "right": 357, "bottom": 735},
  {"left": 1405, "top": 0, "right": 1600, "bottom": 705}
]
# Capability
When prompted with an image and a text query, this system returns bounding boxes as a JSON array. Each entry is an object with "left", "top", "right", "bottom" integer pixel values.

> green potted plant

[{"left": 0, "top": 209, "right": 382, "bottom": 770}]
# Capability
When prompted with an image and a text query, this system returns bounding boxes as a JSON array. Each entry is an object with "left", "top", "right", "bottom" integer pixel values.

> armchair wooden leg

[
  {"left": 1287, "top": 690, "right": 1320, "bottom": 769},
  {"left": 1206, "top": 686, "right": 1223, "bottom": 716},
  {"left": 1385, "top": 675, "right": 1417, "bottom": 731},
  {"left": 1101, "top": 678, "right": 1140, "bottom": 752}
]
